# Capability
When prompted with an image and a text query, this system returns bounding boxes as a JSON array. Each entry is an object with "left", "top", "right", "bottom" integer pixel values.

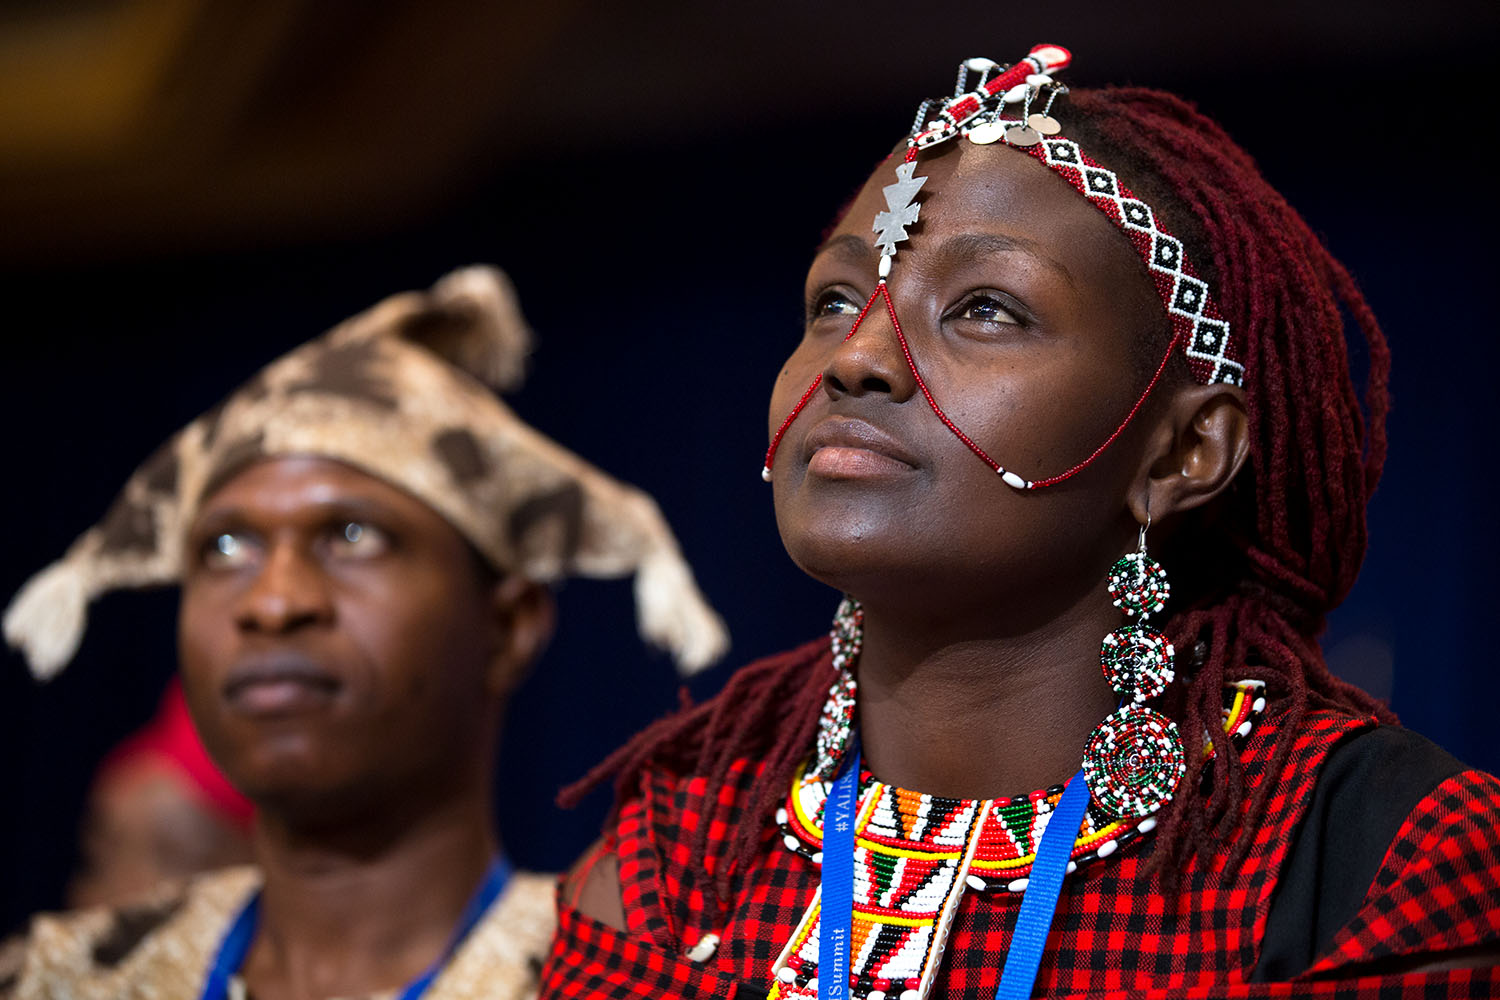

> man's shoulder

[
  {"left": 1, "top": 866, "right": 259, "bottom": 1000},
  {"left": 435, "top": 869, "right": 557, "bottom": 1000}
]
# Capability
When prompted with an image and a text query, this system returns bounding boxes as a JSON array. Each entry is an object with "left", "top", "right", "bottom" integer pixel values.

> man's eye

[
  {"left": 956, "top": 294, "right": 1020, "bottom": 325},
  {"left": 329, "top": 522, "right": 389, "bottom": 558},
  {"left": 203, "top": 532, "right": 255, "bottom": 568}
]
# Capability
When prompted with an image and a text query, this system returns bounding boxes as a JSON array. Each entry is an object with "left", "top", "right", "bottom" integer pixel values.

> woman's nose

[
  {"left": 822, "top": 289, "right": 919, "bottom": 403},
  {"left": 234, "top": 543, "right": 333, "bottom": 634}
]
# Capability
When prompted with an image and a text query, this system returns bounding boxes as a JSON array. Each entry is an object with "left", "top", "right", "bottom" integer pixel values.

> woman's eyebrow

[
  {"left": 936, "top": 232, "right": 1076, "bottom": 288},
  {"left": 813, "top": 231, "right": 1075, "bottom": 288},
  {"left": 812, "top": 232, "right": 875, "bottom": 262}
]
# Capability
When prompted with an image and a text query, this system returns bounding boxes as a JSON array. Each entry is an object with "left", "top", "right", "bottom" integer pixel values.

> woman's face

[
  {"left": 178, "top": 455, "right": 504, "bottom": 820},
  {"left": 770, "top": 140, "right": 1169, "bottom": 621}
]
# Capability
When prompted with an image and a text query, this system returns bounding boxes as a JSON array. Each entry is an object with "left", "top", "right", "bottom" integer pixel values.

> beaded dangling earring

[
  {"left": 810, "top": 596, "right": 861, "bottom": 783},
  {"left": 1081, "top": 513, "right": 1188, "bottom": 818}
]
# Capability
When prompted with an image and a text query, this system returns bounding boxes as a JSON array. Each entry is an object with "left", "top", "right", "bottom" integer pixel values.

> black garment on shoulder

[{"left": 1251, "top": 724, "right": 1466, "bottom": 981}]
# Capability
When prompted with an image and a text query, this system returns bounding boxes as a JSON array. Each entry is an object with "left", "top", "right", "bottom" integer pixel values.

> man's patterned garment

[{"left": 2, "top": 867, "right": 556, "bottom": 999}]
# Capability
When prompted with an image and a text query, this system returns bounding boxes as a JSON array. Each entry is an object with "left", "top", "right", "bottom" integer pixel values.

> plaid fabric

[
  {"left": 1307, "top": 768, "right": 1500, "bottom": 975},
  {"left": 537, "top": 648, "right": 1500, "bottom": 998},
  {"left": 540, "top": 904, "right": 749, "bottom": 999},
  {"left": 1051, "top": 969, "right": 1499, "bottom": 998}
]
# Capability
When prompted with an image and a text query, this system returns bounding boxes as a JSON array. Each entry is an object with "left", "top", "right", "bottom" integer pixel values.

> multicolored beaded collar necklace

[{"left": 765, "top": 603, "right": 1265, "bottom": 1000}]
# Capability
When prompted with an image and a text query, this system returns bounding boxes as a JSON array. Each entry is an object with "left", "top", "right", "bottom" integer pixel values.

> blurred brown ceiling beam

[{"left": 0, "top": 0, "right": 577, "bottom": 263}]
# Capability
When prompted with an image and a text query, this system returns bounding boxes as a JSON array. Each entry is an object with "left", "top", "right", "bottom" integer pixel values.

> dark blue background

[{"left": 3, "top": 28, "right": 1496, "bottom": 933}]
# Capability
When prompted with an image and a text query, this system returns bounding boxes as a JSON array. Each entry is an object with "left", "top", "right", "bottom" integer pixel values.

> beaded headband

[{"left": 764, "top": 45, "right": 1243, "bottom": 491}]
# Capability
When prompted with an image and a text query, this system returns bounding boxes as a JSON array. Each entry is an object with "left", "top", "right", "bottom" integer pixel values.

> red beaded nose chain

[
  {"left": 761, "top": 287, "right": 882, "bottom": 483},
  {"left": 761, "top": 275, "right": 1184, "bottom": 489}
]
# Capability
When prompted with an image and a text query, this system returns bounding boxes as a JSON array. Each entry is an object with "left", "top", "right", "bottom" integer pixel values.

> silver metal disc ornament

[
  {"left": 1027, "top": 113, "right": 1062, "bottom": 135},
  {"left": 1004, "top": 124, "right": 1041, "bottom": 147}
]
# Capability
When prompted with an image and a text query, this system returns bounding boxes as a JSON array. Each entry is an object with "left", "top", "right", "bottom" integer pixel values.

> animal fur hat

[{"left": 5, "top": 266, "right": 728, "bottom": 678}]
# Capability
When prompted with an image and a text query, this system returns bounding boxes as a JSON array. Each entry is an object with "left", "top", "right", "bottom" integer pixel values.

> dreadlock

[
  {"left": 562, "top": 86, "right": 1395, "bottom": 906},
  {"left": 1060, "top": 88, "right": 1394, "bottom": 876}
]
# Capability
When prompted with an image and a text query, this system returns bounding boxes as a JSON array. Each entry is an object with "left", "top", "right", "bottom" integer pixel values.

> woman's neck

[
  {"left": 853, "top": 591, "right": 1121, "bottom": 800},
  {"left": 240, "top": 790, "right": 499, "bottom": 1000}
]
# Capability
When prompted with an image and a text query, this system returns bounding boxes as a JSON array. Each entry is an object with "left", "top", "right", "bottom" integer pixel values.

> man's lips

[
  {"left": 223, "top": 653, "right": 341, "bottom": 716},
  {"left": 803, "top": 417, "right": 920, "bottom": 478}
]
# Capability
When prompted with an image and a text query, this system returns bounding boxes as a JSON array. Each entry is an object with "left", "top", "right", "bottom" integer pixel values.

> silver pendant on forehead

[{"left": 872, "top": 159, "right": 927, "bottom": 267}]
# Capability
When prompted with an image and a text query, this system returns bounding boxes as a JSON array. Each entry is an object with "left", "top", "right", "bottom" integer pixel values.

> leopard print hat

[{"left": 4, "top": 266, "right": 728, "bottom": 678}]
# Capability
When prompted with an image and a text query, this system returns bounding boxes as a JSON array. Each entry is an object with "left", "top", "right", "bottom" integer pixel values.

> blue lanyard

[
  {"left": 200, "top": 856, "right": 512, "bottom": 1000},
  {"left": 200, "top": 891, "right": 259, "bottom": 1000},
  {"left": 820, "top": 745, "right": 861, "bottom": 1000},
  {"left": 817, "top": 752, "right": 1091, "bottom": 1000},
  {"left": 993, "top": 770, "right": 1090, "bottom": 1000}
]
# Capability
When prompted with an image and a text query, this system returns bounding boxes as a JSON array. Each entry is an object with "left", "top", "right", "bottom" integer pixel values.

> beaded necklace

[{"left": 768, "top": 679, "right": 1265, "bottom": 1000}]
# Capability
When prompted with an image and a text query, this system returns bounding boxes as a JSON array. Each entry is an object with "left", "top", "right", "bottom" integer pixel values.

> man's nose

[{"left": 233, "top": 542, "right": 333, "bottom": 634}]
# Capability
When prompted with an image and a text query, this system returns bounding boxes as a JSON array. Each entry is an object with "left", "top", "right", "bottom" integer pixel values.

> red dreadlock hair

[{"left": 562, "top": 86, "right": 1395, "bottom": 904}]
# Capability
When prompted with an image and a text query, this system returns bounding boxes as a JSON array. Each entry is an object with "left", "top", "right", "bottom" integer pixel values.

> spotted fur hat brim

[{"left": 4, "top": 266, "right": 728, "bottom": 678}]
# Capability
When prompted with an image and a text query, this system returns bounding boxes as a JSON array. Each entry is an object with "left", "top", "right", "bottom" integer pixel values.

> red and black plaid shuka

[{"left": 538, "top": 642, "right": 1500, "bottom": 998}]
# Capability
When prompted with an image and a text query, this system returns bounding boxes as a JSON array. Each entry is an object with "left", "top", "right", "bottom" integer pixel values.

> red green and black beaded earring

[{"left": 1082, "top": 514, "right": 1187, "bottom": 818}]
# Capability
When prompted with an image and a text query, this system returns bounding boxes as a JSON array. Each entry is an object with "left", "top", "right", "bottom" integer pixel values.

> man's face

[{"left": 178, "top": 455, "right": 506, "bottom": 822}]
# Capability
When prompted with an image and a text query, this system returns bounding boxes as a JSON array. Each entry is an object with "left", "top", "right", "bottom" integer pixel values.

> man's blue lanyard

[
  {"left": 818, "top": 749, "right": 1091, "bottom": 1000},
  {"left": 200, "top": 856, "right": 512, "bottom": 1000}
]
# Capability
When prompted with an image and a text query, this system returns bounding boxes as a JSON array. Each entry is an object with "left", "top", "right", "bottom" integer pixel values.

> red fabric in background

[{"left": 98, "top": 678, "right": 253, "bottom": 830}]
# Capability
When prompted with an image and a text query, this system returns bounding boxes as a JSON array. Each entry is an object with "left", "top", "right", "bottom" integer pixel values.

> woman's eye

[
  {"left": 328, "top": 521, "right": 389, "bottom": 558},
  {"left": 203, "top": 532, "right": 256, "bottom": 569},
  {"left": 955, "top": 294, "right": 1021, "bottom": 326},
  {"left": 810, "top": 290, "right": 860, "bottom": 321}
]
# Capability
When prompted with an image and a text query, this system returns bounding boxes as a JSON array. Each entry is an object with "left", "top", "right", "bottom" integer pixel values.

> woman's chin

[{"left": 782, "top": 534, "right": 923, "bottom": 602}]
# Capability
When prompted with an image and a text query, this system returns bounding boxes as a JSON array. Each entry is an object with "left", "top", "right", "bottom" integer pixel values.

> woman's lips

[
  {"left": 223, "top": 654, "right": 341, "bottom": 716},
  {"left": 803, "top": 417, "right": 919, "bottom": 479}
]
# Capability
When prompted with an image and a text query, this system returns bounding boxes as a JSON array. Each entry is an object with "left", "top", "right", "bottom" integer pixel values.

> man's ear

[
  {"left": 1130, "top": 383, "right": 1249, "bottom": 525},
  {"left": 485, "top": 574, "right": 556, "bottom": 697}
]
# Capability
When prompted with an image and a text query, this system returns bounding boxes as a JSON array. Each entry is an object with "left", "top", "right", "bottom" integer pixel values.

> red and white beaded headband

[{"left": 763, "top": 45, "right": 1243, "bottom": 491}]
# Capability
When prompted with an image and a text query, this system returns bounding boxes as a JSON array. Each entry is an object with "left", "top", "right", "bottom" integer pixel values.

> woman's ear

[
  {"left": 484, "top": 575, "right": 556, "bottom": 697},
  {"left": 1132, "top": 383, "right": 1249, "bottom": 524}
]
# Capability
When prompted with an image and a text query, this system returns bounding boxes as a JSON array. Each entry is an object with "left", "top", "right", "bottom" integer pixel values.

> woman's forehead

[{"left": 830, "top": 142, "right": 1150, "bottom": 291}]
